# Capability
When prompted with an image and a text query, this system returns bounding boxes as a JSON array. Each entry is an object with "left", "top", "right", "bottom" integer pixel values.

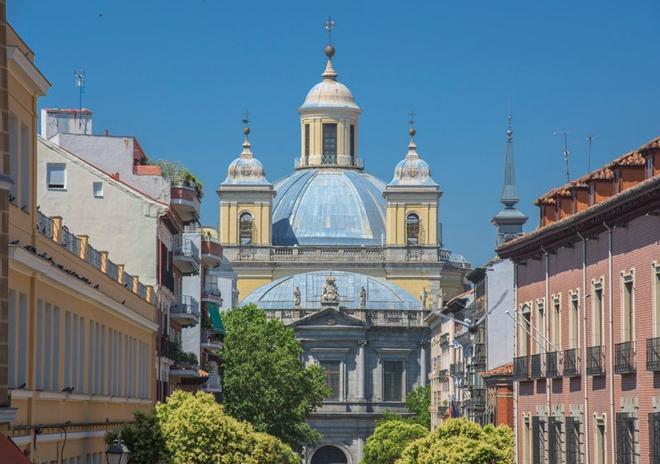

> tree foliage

[
  {"left": 222, "top": 304, "right": 330, "bottom": 450},
  {"left": 156, "top": 390, "right": 299, "bottom": 464},
  {"left": 405, "top": 385, "right": 431, "bottom": 429},
  {"left": 105, "top": 410, "right": 170, "bottom": 464},
  {"left": 396, "top": 418, "right": 514, "bottom": 464},
  {"left": 361, "top": 419, "right": 428, "bottom": 464}
]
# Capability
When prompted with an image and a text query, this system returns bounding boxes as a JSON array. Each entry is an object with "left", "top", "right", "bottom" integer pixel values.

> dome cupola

[
  {"left": 297, "top": 20, "right": 362, "bottom": 170},
  {"left": 389, "top": 128, "right": 437, "bottom": 187},
  {"left": 222, "top": 125, "right": 269, "bottom": 185}
]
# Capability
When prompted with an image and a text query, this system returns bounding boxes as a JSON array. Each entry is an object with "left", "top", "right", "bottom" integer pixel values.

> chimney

[{"left": 40, "top": 108, "right": 93, "bottom": 139}]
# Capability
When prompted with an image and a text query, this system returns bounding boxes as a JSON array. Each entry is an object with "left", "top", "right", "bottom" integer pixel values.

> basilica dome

[
  {"left": 272, "top": 169, "right": 387, "bottom": 246},
  {"left": 241, "top": 270, "right": 421, "bottom": 311}
]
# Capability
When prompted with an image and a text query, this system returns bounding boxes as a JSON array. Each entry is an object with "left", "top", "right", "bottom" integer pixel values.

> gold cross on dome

[
  {"left": 242, "top": 110, "right": 250, "bottom": 127},
  {"left": 324, "top": 16, "right": 336, "bottom": 43}
]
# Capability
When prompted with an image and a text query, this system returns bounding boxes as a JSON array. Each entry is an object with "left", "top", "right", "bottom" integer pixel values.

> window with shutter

[{"left": 47, "top": 163, "right": 67, "bottom": 189}]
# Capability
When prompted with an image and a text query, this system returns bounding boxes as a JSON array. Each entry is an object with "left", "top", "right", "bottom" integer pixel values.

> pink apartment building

[{"left": 498, "top": 137, "right": 660, "bottom": 464}]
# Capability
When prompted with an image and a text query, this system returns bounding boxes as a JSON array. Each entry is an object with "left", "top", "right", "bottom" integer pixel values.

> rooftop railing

[{"left": 34, "top": 210, "right": 154, "bottom": 304}]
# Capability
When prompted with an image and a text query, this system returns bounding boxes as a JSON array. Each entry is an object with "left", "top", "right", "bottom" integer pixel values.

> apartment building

[
  {"left": 498, "top": 137, "right": 660, "bottom": 464},
  {"left": 37, "top": 109, "right": 210, "bottom": 400},
  {"left": 2, "top": 23, "right": 158, "bottom": 463}
]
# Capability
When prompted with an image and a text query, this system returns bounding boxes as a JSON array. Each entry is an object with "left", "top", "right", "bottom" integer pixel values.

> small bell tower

[
  {"left": 384, "top": 118, "right": 442, "bottom": 247},
  {"left": 217, "top": 117, "right": 275, "bottom": 246}
]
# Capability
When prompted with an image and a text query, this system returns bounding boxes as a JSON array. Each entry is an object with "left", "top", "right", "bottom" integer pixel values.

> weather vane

[
  {"left": 408, "top": 111, "right": 417, "bottom": 137},
  {"left": 242, "top": 110, "right": 250, "bottom": 128},
  {"left": 324, "top": 16, "right": 335, "bottom": 44}
]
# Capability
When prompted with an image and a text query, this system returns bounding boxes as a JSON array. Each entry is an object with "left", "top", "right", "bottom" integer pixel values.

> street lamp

[{"left": 106, "top": 432, "right": 130, "bottom": 464}]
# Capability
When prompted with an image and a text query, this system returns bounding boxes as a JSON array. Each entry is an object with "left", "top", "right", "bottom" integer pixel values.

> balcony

[
  {"left": 614, "top": 341, "right": 636, "bottom": 374},
  {"left": 545, "top": 351, "right": 561, "bottom": 378},
  {"left": 646, "top": 337, "right": 660, "bottom": 371},
  {"left": 204, "top": 372, "right": 223, "bottom": 393},
  {"left": 563, "top": 348, "right": 580, "bottom": 377},
  {"left": 450, "top": 363, "right": 464, "bottom": 378},
  {"left": 201, "top": 328, "right": 223, "bottom": 351},
  {"left": 201, "top": 283, "right": 223, "bottom": 305},
  {"left": 173, "top": 237, "right": 200, "bottom": 275},
  {"left": 170, "top": 295, "right": 200, "bottom": 327},
  {"left": 465, "top": 388, "right": 486, "bottom": 410},
  {"left": 170, "top": 183, "right": 201, "bottom": 224},
  {"left": 439, "top": 333, "right": 449, "bottom": 349},
  {"left": 530, "top": 353, "right": 545, "bottom": 379},
  {"left": 586, "top": 346, "right": 605, "bottom": 376},
  {"left": 472, "top": 343, "right": 486, "bottom": 372},
  {"left": 201, "top": 237, "right": 223, "bottom": 266},
  {"left": 513, "top": 356, "right": 530, "bottom": 381}
]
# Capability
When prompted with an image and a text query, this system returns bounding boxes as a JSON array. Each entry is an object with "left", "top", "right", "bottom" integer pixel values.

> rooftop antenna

[
  {"left": 553, "top": 130, "right": 571, "bottom": 182},
  {"left": 586, "top": 134, "right": 593, "bottom": 173},
  {"left": 74, "top": 69, "right": 86, "bottom": 111},
  {"left": 324, "top": 16, "right": 335, "bottom": 44}
]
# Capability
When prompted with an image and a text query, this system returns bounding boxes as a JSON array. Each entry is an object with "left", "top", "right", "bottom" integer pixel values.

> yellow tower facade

[
  {"left": 384, "top": 129, "right": 442, "bottom": 247},
  {"left": 217, "top": 127, "right": 274, "bottom": 247}
]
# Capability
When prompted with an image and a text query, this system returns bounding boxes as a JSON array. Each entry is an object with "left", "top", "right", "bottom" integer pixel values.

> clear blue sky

[{"left": 10, "top": 0, "right": 660, "bottom": 266}]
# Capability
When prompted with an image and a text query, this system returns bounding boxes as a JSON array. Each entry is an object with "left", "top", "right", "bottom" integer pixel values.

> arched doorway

[{"left": 311, "top": 445, "right": 348, "bottom": 464}]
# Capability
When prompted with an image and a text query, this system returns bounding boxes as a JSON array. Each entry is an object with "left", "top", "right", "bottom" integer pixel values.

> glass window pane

[
  {"left": 383, "top": 360, "right": 403, "bottom": 401},
  {"left": 320, "top": 361, "right": 340, "bottom": 400},
  {"left": 322, "top": 123, "right": 337, "bottom": 162}
]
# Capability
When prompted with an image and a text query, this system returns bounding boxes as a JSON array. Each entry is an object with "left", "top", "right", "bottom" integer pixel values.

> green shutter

[{"left": 207, "top": 303, "right": 225, "bottom": 335}]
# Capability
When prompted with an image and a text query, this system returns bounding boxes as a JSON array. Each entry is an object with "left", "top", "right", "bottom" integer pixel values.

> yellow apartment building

[{"left": 4, "top": 23, "right": 158, "bottom": 463}]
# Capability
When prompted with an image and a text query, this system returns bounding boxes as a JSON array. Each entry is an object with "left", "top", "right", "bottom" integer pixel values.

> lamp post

[{"left": 106, "top": 432, "right": 130, "bottom": 464}]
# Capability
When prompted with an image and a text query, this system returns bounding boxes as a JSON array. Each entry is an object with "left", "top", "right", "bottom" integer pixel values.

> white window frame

[
  {"left": 93, "top": 181, "right": 104, "bottom": 198},
  {"left": 47, "top": 162, "right": 67, "bottom": 190}
]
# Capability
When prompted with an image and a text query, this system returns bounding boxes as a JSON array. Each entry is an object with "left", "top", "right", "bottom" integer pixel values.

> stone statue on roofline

[
  {"left": 294, "top": 286, "right": 301, "bottom": 307},
  {"left": 359, "top": 286, "right": 367, "bottom": 309},
  {"left": 321, "top": 276, "right": 340, "bottom": 304},
  {"left": 420, "top": 287, "right": 428, "bottom": 309}
]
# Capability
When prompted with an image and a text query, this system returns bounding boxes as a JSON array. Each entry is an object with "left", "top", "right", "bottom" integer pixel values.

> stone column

[
  {"left": 419, "top": 340, "right": 428, "bottom": 387},
  {"left": 358, "top": 340, "right": 367, "bottom": 400}
]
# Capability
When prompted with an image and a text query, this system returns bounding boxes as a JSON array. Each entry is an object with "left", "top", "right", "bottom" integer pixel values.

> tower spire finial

[
  {"left": 241, "top": 110, "right": 253, "bottom": 157},
  {"left": 407, "top": 110, "right": 417, "bottom": 150},
  {"left": 322, "top": 17, "right": 338, "bottom": 80}
]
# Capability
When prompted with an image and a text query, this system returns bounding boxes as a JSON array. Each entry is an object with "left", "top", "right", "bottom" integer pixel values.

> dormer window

[{"left": 322, "top": 123, "right": 337, "bottom": 164}]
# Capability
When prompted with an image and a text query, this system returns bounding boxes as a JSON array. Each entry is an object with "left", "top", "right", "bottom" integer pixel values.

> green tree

[
  {"left": 156, "top": 390, "right": 299, "bottom": 464},
  {"left": 405, "top": 385, "right": 431, "bottom": 429},
  {"left": 222, "top": 304, "right": 330, "bottom": 450},
  {"left": 105, "top": 411, "right": 171, "bottom": 464},
  {"left": 361, "top": 419, "right": 428, "bottom": 464},
  {"left": 396, "top": 418, "right": 514, "bottom": 464}
]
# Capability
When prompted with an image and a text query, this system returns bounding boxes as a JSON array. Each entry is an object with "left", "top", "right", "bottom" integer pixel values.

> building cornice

[
  {"left": 10, "top": 246, "right": 159, "bottom": 332},
  {"left": 7, "top": 45, "right": 50, "bottom": 96}
]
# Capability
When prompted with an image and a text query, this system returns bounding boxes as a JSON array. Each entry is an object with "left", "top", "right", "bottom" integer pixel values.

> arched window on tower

[
  {"left": 322, "top": 123, "right": 337, "bottom": 164},
  {"left": 406, "top": 213, "right": 420, "bottom": 245},
  {"left": 239, "top": 212, "right": 253, "bottom": 245}
]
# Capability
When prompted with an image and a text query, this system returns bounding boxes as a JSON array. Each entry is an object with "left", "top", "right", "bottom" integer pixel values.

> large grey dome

[
  {"left": 272, "top": 169, "right": 387, "bottom": 246},
  {"left": 241, "top": 270, "right": 421, "bottom": 310}
]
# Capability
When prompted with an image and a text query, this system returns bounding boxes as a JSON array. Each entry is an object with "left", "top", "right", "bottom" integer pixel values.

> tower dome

[
  {"left": 389, "top": 128, "right": 437, "bottom": 186},
  {"left": 222, "top": 127, "right": 269, "bottom": 185}
]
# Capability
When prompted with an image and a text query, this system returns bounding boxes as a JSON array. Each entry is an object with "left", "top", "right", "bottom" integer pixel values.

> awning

[
  {"left": 207, "top": 303, "right": 225, "bottom": 335},
  {"left": 0, "top": 433, "right": 31, "bottom": 464}
]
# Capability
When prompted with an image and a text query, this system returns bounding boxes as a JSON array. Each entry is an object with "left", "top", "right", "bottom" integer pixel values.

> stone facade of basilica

[{"left": 216, "top": 40, "right": 470, "bottom": 464}]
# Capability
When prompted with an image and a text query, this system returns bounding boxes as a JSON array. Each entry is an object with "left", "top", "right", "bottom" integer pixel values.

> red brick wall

[{"left": 515, "top": 213, "right": 659, "bottom": 464}]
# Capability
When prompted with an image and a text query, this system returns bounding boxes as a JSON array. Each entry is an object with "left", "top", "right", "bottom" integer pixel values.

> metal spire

[{"left": 500, "top": 114, "right": 519, "bottom": 207}]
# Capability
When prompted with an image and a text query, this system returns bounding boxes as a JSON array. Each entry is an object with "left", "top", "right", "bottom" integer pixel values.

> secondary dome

[
  {"left": 241, "top": 270, "right": 421, "bottom": 311},
  {"left": 222, "top": 130, "right": 269, "bottom": 185},
  {"left": 272, "top": 169, "right": 386, "bottom": 246},
  {"left": 389, "top": 134, "right": 437, "bottom": 187}
]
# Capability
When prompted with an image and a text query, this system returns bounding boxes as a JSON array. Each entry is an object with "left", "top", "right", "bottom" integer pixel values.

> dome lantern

[
  {"left": 297, "top": 21, "right": 362, "bottom": 170},
  {"left": 222, "top": 119, "right": 269, "bottom": 186}
]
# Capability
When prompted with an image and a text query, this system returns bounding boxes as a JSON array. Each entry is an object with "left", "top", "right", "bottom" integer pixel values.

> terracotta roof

[
  {"left": 535, "top": 136, "right": 659, "bottom": 204},
  {"left": 0, "top": 433, "right": 30, "bottom": 464},
  {"left": 481, "top": 362, "right": 513, "bottom": 377}
]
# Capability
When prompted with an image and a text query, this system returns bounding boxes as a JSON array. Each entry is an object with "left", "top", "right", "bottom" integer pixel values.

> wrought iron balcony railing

[
  {"left": 545, "top": 351, "right": 561, "bottom": 378},
  {"left": 513, "top": 356, "right": 530, "bottom": 381},
  {"left": 586, "top": 345, "right": 605, "bottom": 376},
  {"left": 450, "top": 363, "right": 464, "bottom": 378},
  {"left": 530, "top": 353, "right": 545, "bottom": 379},
  {"left": 563, "top": 348, "right": 580, "bottom": 377},
  {"left": 614, "top": 341, "right": 636, "bottom": 374},
  {"left": 473, "top": 343, "right": 487, "bottom": 371},
  {"left": 646, "top": 337, "right": 660, "bottom": 371}
]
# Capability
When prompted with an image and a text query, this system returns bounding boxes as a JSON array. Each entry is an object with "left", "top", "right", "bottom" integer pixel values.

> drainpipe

[
  {"left": 603, "top": 222, "right": 615, "bottom": 461},
  {"left": 512, "top": 262, "right": 519, "bottom": 464},
  {"left": 541, "top": 247, "right": 550, "bottom": 425},
  {"left": 577, "top": 231, "right": 590, "bottom": 464}
]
